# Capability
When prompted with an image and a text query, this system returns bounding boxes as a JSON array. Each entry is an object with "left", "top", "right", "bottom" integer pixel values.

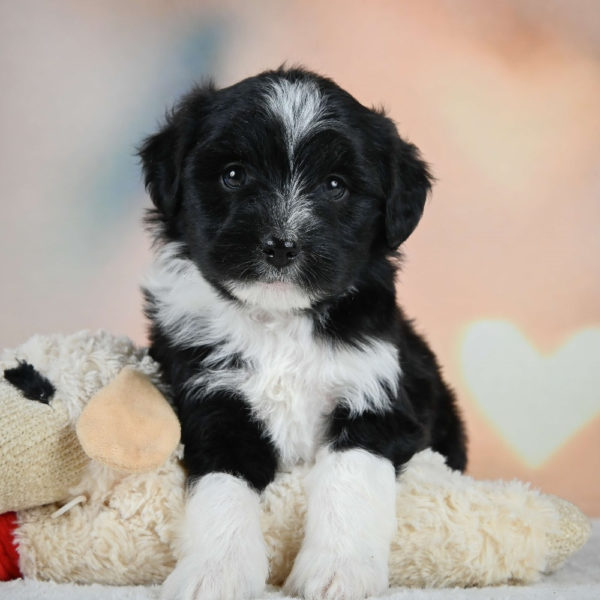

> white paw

[
  {"left": 284, "top": 548, "right": 388, "bottom": 600},
  {"left": 162, "top": 473, "right": 268, "bottom": 600},
  {"left": 161, "top": 552, "right": 267, "bottom": 600}
]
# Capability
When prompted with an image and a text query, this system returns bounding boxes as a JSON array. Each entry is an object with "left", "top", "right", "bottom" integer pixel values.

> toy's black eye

[
  {"left": 221, "top": 164, "right": 247, "bottom": 190},
  {"left": 324, "top": 176, "right": 347, "bottom": 200},
  {"left": 4, "top": 361, "right": 55, "bottom": 404}
]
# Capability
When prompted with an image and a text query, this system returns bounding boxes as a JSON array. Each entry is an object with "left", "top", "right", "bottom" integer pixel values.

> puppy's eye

[
  {"left": 324, "top": 176, "right": 347, "bottom": 200},
  {"left": 221, "top": 164, "right": 247, "bottom": 189}
]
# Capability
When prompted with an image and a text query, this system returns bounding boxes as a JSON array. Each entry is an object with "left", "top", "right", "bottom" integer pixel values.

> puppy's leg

[
  {"left": 162, "top": 473, "right": 268, "bottom": 600},
  {"left": 284, "top": 447, "right": 396, "bottom": 600},
  {"left": 161, "top": 393, "right": 277, "bottom": 600}
]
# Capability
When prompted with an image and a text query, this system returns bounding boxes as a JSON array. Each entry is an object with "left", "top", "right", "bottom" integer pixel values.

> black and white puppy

[{"left": 140, "top": 67, "right": 466, "bottom": 600}]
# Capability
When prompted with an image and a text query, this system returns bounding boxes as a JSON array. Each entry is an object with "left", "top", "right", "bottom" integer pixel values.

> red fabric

[{"left": 0, "top": 512, "right": 21, "bottom": 580}]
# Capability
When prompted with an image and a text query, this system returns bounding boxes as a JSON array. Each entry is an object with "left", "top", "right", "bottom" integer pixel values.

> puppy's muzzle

[{"left": 261, "top": 236, "right": 300, "bottom": 269}]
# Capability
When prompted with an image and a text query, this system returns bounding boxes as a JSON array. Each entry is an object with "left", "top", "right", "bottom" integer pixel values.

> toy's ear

[
  {"left": 383, "top": 131, "right": 433, "bottom": 250},
  {"left": 138, "top": 85, "right": 214, "bottom": 217},
  {"left": 76, "top": 367, "right": 180, "bottom": 473}
]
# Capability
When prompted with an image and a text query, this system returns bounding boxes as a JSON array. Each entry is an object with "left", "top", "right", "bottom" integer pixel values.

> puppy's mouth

[{"left": 225, "top": 280, "right": 313, "bottom": 312}]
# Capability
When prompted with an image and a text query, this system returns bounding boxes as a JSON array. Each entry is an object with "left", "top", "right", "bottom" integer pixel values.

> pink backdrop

[{"left": 1, "top": 1, "right": 599, "bottom": 515}]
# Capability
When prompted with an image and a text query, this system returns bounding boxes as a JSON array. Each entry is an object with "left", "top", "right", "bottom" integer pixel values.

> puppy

[{"left": 140, "top": 67, "right": 466, "bottom": 600}]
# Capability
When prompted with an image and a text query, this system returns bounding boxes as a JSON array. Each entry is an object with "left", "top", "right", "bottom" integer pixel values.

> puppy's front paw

[
  {"left": 284, "top": 548, "right": 388, "bottom": 600},
  {"left": 161, "top": 553, "right": 267, "bottom": 600}
]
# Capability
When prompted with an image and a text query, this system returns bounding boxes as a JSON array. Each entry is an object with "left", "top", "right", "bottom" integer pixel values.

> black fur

[
  {"left": 140, "top": 66, "right": 467, "bottom": 493},
  {"left": 4, "top": 361, "right": 55, "bottom": 404},
  {"left": 146, "top": 319, "right": 279, "bottom": 491},
  {"left": 326, "top": 310, "right": 466, "bottom": 473},
  {"left": 179, "top": 391, "right": 279, "bottom": 491}
]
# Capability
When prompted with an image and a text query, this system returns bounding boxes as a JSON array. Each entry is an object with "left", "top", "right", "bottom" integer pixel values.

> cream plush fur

[
  {"left": 0, "top": 331, "right": 171, "bottom": 513},
  {"left": 0, "top": 331, "right": 591, "bottom": 588}
]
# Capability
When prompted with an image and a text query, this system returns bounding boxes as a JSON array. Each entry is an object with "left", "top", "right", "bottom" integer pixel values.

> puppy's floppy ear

[
  {"left": 138, "top": 120, "right": 184, "bottom": 217},
  {"left": 384, "top": 132, "right": 433, "bottom": 250},
  {"left": 138, "top": 85, "right": 213, "bottom": 216}
]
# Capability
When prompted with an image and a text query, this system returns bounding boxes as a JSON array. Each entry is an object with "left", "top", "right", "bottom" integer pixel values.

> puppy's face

[{"left": 140, "top": 68, "right": 431, "bottom": 311}]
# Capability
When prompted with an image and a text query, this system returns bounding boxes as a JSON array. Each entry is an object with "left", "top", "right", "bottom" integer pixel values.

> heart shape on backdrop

[{"left": 460, "top": 320, "right": 600, "bottom": 468}]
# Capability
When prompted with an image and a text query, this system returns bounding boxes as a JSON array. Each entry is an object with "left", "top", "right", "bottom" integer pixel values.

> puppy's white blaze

[
  {"left": 285, "top": 448, "right": 396, "bottom": 598},
  {"left": 264, "top": 78, "right": 325, "bottom": 156},
  {"left": 145, "top": 243, "right": 401, "bottom": 467},
  {"left": 162, "top": 473, "right": 268, "bottom": 600},
  {"left": 264, "top": 79, "right": 331, "bottom": 240}
]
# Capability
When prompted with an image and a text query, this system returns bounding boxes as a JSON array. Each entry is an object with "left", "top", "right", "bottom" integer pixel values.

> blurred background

[{"left": 1, "top": 0, "right": 599, "bottom": 515}]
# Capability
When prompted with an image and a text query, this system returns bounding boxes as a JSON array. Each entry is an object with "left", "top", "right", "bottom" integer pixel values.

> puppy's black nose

[{"left": 261, "top": 237, "right": 299, "bottom": 268}]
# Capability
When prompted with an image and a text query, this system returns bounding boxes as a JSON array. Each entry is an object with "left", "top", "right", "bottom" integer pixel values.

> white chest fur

[{"left": 144, "top": 244, "right": 401, "bottom": 467}]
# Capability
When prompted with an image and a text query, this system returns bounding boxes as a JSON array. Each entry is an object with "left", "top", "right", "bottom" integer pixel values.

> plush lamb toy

[{"left": 0, "top": 331, "right": 591, "bottom": 588}]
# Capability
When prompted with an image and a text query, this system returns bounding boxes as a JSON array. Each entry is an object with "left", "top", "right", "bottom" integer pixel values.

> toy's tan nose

[{"left": 76, "top": 366, "right": 180, "bottom": 473}]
